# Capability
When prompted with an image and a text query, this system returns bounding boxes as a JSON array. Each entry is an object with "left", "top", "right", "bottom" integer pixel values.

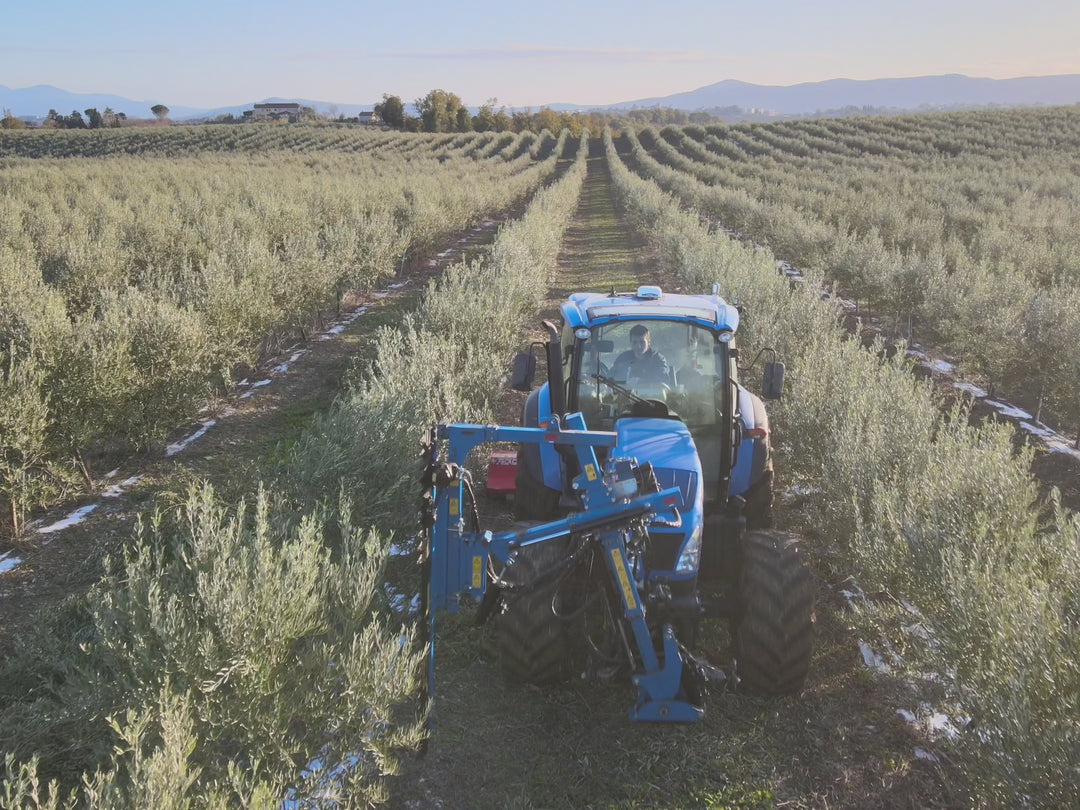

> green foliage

[
  {"left": 109, "top": 289, "right": 215, "bottom": 447},
  {"left": 0, "top": 109, "right": 25, "bottom": 130},
  {"left": 287, "top": 130, "right": 585, "bottom": 530},
  {"left": 2, "top": 754, "right": 77, "bottom": 809},
  {"left": 606, "top": 125, "right": 1080, "bottom": 805},
  {"left": 0, "top": 126, "right": 563, "bottom": 531},
  {"left": 472, "top": 98, "right": 505, "bottom": 133},
  {"left": 0, "top": 352, "right": 71, "bottom": 533},
  {"left": 924, "top": 260, "right": 1026, "bottom": 395},
  {"left": 1020, "top": 285, "right": 1080, "bottom": 432},
  {"left": 630, "top": 108, "right": 1080, "bottom": 434},
  {"left": 0, "top": 131, "right": 585, "bottom": 806},
  {"left": 0, "top": 484, "right": 426, "bottom": 806},
  {"left": 455, "top": 106, "right": 472, "bottom": 132},
  {"left": 373, "top": 94, "right": 405, "bottom": 129},
  {"left": 414, "top": 89, "right": 464, "bottom": 133}
]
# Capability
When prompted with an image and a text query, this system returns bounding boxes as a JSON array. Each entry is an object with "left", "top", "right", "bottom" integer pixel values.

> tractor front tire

[
  {"left": 734, "top": 529, "right": 814, "bottom": 696},
  {"left": 514, "top": 447, "right": 561, "bottom": 521},
  {"left": 495, "top": 537, "right": 577, "bottom": 684}
]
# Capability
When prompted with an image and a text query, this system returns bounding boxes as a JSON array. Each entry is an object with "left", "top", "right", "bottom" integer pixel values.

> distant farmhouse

[
  {"left": 243, "top": 102, "right": 302, "bottom": 122},
  {"left": 357, "top": 111, "right": 378, "bottom": 124}
]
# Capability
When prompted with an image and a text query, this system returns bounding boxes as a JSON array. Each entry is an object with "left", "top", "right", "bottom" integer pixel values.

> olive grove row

[
  {"left": 0, "top": 128, "right": 562, "bottom": 533},
  {"left": 0, "top": 131, "right": 589, "bottom": 806},
  {"left": 607, "top": 126, "right": 1080, "bottom": 807},
  {"left": 629, "top": 108, "right": 1080, "bottom": 443}
]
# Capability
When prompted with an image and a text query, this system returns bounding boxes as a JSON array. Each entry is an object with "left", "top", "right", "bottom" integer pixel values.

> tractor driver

[{"left": 612, "top": 324, "right": 670, "bottom": 386}]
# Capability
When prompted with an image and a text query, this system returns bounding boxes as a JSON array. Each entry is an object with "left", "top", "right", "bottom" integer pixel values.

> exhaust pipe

[{"left": 543, "top": 320, "right": 566, "bottom": 417}]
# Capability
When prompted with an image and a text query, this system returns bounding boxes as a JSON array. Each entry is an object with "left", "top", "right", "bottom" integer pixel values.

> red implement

[{"left": 486, "top": 450, "right": 518, "bottom": 496}]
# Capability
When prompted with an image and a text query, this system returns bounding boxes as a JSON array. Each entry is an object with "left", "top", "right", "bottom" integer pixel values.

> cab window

[{"left": 575, "top": 320, "right": 723, "bottom": 430}]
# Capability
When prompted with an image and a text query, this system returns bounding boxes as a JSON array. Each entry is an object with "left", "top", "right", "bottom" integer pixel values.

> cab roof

[{"left": 561, "top": 286, "right": 740, "bottom": 333}]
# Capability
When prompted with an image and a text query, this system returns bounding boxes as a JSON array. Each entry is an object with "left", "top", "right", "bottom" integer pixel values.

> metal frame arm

[{"left": 419, "top": 412, "right": 702, "bottom": 726}]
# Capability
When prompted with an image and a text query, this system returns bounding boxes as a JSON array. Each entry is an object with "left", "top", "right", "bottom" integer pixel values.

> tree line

[
  {"left": 1, "top": 105, "right": 172, "bottom": 130},
  {"left": 373, "top": 89, "right": 722, "bottom": 136}
]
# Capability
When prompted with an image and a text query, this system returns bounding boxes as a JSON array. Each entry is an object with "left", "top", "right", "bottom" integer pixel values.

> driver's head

[{"left": 629, "top": 324, "right": 651, "bottom": 358}]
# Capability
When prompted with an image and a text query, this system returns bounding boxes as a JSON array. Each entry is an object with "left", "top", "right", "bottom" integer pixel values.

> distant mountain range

[
  {"left": 4, "top": 74, "right": 1080, "bottom": 122},
  {"left": 591, "top": 74, "right": 1080, "bottom": 115}
]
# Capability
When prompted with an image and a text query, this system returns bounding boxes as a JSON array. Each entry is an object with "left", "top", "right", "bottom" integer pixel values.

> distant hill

[
  {"left": 589, "top": 74, "right": 1080, "bottom": 115},
  {"left": 0, "top": 86, "right": 375, "bottom": 121},
  {"left": 0, "top": 85, "right": 206, "bottom": 120},
  {"left": 4, "top": 75, "right": 1080, "bottom": 123}
]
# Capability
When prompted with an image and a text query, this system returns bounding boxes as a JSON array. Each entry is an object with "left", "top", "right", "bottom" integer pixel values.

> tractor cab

[
  {"left": 560, "top": 309, "right": 735, "bottom": 504},
  {"left": 513, "top": 286, "right": 778, "bottom": 522}
]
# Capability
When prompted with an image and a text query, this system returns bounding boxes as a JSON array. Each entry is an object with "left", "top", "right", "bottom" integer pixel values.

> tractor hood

[{"left": 614, "top": 418, "right": 703, "bottom": 514}]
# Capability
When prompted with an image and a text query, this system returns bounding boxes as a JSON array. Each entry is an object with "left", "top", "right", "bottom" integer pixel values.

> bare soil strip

[{"left": 387, "top": 155, "right": 957, "bottom": 809}]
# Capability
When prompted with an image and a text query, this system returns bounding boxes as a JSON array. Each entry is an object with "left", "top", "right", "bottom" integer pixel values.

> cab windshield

[{"left": 574, "top": 320, "right": 723, "bottom": 431}]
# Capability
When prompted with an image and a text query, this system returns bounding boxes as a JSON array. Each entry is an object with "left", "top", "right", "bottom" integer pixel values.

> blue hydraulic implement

[{"left": 419, "top": 413, "right": 705, "bottom": 723}]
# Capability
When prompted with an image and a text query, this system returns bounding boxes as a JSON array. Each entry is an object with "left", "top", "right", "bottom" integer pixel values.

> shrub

[{"left": 0, "top": 484, "right": 425, "bottom": 806}]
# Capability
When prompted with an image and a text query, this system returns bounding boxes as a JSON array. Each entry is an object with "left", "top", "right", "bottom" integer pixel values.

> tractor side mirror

[
  {"left": 762, "top": 361, "right": 785, "bottom": 400},
  {"left": 510, "top": 351, "right": 537, "bottom": 391}
]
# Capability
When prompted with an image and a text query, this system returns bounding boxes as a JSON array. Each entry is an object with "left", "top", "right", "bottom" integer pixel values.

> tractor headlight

[{"left": 675, "top": 523, "right": 703, "bottom": 574}]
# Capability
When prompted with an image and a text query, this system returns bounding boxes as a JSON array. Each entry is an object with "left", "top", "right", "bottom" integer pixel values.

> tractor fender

[
  {"left": 730, "top": 386, "right": 772, "bottom": 497},
  {"left": 520, "top": 384, "right": 564, "bottom": 491}
]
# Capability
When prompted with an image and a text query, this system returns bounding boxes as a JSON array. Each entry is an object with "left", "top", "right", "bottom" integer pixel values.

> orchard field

[
  {"left": 1, "top": 111, "right": 1079, "bottom": 808},
  {"left": 627, "top": 108, "right": 1080, "bottom": 438},
  {"left": 0, "top": 125, "right": 566, "bottom": 532}
]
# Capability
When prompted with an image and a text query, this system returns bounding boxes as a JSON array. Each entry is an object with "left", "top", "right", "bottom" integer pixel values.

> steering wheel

[
  {"left": 595, "top": 374, "right": 681, "bottom": 422},
  {"left": 593, "top": 373, "right": 648, "bottom": 405},
  {"left": 593, "top": 373, "right": 671, "bottom": 404}
]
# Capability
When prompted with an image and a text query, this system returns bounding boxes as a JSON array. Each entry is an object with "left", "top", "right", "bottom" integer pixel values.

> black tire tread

[
  {"left": 735, "top": 529, "right": 814, "bottom": 696},
  {"left": 496, "top": 539, "right": 574, "bottom": 684},
  {"left": 743, "top": 468, "right": 774, "bottom": 530}
]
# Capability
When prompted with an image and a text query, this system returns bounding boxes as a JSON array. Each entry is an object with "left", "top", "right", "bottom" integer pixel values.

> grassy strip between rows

[
  {"left": 0, "top": 131, "right": 588, "bottom": 808},
  {"left": 606, "top": 128, "right": 1080, "bottom": 808}
]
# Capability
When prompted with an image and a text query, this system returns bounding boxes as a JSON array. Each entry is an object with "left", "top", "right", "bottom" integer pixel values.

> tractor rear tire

[
  {"left": 495, "top": 537, "right": 578, "bottom": 684},
  {"left": 514, "top": 447, "right": 561, "bottom": 521},
  {"left": 734, "top": 529, "right": 814, "bottom": 696}
]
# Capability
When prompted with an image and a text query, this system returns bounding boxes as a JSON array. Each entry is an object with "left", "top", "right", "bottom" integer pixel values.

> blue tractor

[{"left": 419, "top": 286, "right": 813, "bottom": 721}]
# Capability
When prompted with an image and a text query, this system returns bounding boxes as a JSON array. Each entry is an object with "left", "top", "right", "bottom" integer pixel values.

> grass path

[{"left": 548, "top": 154, "right": 660, "bottom": 297}]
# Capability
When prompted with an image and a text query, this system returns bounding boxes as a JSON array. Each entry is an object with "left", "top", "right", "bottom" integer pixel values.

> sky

[{"left": 3, "top": 0, "right": 1079, "bottom": 110}]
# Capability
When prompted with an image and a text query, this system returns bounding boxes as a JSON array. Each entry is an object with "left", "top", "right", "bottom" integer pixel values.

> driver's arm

[{"left": 611, "top": 351, "right": 632, "bottom": 382}]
